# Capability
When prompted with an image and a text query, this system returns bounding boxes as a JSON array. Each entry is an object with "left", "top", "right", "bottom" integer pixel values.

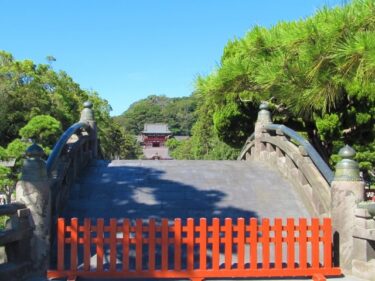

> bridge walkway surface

[
  {"left": 63, "top": 159, "right": 309, "bottom": 221},
  {"left": 54, "top": 160, "right": 363, "bottom": 281}
]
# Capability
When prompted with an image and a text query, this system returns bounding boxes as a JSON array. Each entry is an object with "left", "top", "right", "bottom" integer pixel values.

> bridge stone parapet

[
  {"left": 331, "top": 146, "right": 366, "bottom": 272},
  {"left": 351, "top": 207, "right": 375, "bottom": 280},
  {"left": 238, "top": 103, "right": 333, "bottom": 217},
  {"left": 45, "top": 101, "right": 97, "bottom": 221},
  {"left": 0, "top": 203, "right": 34, "bottom": 281},
  {"left": 239, "top": 103, "right": 375, "bottom": 277},
  {"left": 0, "top": 102, "right": 98, "bottom": 281}
]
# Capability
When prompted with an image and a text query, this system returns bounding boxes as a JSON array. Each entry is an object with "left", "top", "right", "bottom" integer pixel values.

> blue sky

[{"left": 0, "top": 0, "right": 344, "bottom": 116}]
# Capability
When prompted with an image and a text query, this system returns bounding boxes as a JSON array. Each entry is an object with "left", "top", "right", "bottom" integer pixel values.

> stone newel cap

[
  {"left": 338, "top": 145, "right": 356, "bottom": 159},
  {"left": 80, "top": 101, "right": 95, "bottom": 122},
  {"left": 257, "top": 101, "right": 272, "bottom": 124},
  {"left": 25, "top": 143, "right": 45, "bottom": 158},
  {"left": 334, "top": 144, "right": 361, "bottom": 181},
  {"left": 83, "top": 101, "right": 93, "bottom": 109},
  {"left": 259, "top": 102, "right": 269, "bottom": 110}
]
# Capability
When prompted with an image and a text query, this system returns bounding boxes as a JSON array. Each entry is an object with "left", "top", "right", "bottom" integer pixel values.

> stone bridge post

[
  {"left": 253, "top": 102, "right": 272, "bottom": 160},
  {"left": 15, "top": 143, "right": 51, "bottom": 277},
  {"left": 331, "top": 145, "right": 365, "bottom": 272},
  {"left": 80, "top": 101, "right": 97, "bottom": 158}
]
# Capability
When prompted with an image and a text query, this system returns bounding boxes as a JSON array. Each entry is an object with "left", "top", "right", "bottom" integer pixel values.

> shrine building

[{"left": 141, "top": 123, "right": 171, "bottom": 147}]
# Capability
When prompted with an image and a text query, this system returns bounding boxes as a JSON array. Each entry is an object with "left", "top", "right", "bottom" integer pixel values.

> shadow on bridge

[
  {"left": 61, "top": 160, "right": 258, "bottom": 222},
  {"left": 52, "top": 161, "right": 261, "bottom": 276}
]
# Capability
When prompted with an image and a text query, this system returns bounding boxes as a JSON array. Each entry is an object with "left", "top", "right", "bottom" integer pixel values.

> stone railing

[
  {"left": 239, "top": 103, "right": 375, "bottom": 277},
  {"left": 238, "top": 103, "right": 333, "bottom": 217},
  {"left": 48, "top": 102, "right": 97, "bottom": 222},
  {"left": 0, "top": 203, "right": 33, "bottom": 281},
  {"left": 0, "top": 101, "right": 98, "bottom": 280},
  {"left": 351, "top": 207, "right": 375, "bottom": 279}
]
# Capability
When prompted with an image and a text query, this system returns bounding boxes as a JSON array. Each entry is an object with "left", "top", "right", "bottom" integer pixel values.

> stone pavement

[
  {"left": 142, "top": 147, "right": 172, "bottom": 160},
  {"left": 63, "top": 159, "right": 309, "bottom": 221}
]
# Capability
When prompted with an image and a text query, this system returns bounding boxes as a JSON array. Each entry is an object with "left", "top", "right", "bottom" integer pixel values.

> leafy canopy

[
  {"left": 19, "top": 115, "right": 62, "bottom": 147},
  {"left": 177, "top": 0, "right": 374, "bottom": 182}
]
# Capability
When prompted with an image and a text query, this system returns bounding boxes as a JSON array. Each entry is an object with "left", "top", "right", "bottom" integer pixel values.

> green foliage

[
  {"left": 0, "top": 50, "right": 138, "bottom": 162},
  {"left": 185, "top": 0, "right": 375, "bottom": 178},
  {"left": 166, "top": 138, "right": 194, "bottom": 160},
  {"left": 0, "top": 50, "right": 142, "bottom": 197},
  {"left": 0, "top": 51, "right": 81, "bottom": 145},
  {"left": 315, "top": 114, "right": 341, "bottom": 141},
  {"left": 0, "top": 166, "right": 11, "bottom": 182},
  {"left": 0, "top": 165, "right": 13, "bottom": 204},
  {"left": 166, "top": 136, "right": 239, "bottom": 160},
  {"left": 114, "top": 95, "right": 197, "bottom": 135},
  {"left": 19, "top": 115, "right": 62, "bottom": 147},
  {"left": 100, "top": 124, "right": 142, "bottom": 159},
  {"left": 0, "top": 215, "right": 9, "bottom": 230},
  {"left": 166, "top": 95, "right": 240, "bottom": 160},
  {"left": 0, "top": 146, "right": 8, "bottom": 160},
  {"left": 213, "top": 101, "right": 253, "bottom": 147},
  {"left": 6, "top": 139, "right": 29, "bottom": 160}
]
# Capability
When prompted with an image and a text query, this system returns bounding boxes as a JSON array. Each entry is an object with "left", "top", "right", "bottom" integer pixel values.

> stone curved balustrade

[
  {"left": 238, "top": 106, "right": 333, "bottom": 217},
  {"left": 48, "top": 121, "right": 95, "bottom": 221},
  {"left": 0, "top": 101, "right": 98, "bottom": 281}
]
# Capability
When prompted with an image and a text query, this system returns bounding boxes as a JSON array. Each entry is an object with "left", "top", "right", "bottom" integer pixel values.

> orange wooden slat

[
  {"left": 237, "top": 218, "right": 245, "bottom": 270},
  {"left": 224, "top": 218, "right": 232, "bottom": 270},
  {"left": 311, "top": 218, "right": 320, "bottom": 268},
  {"left": 174, "top": 218, "right": 182, "bottom": 271},
  {"left": 161, "top": 219, "right": 169, "bottom": 271},
  {"left": 57, "top": 218, "right": 65, "bottom": 271},
  {"left": 186, "top": 218, "right": 194, "bottom": 271},
  {"left": 149, "top": 219, "right": 156, "bottom": 271},
  {"left": 96, "top": 219, "right": 104, "bottom": 272},
  {"left": 212, "top": 218, "right": 220, "bottom": 271},
  {"left": 136, "top": 219, "right": 143, "bottom": 272},
  {"left": 83, "top": 218, "right": 91, "bottom": 271},
  {"left": 299, "top": 218, "right": 308, "bottom": 269},
  {"left": 274, "top": 218, "right": 283, "bottom": 269},
  {"left": 286, "top": 218, "right": 295, "bottom": 269},
  {"left": 70, "top": 218, "right": 78, "bottom": 271},
  {"left": 109, "top": 219, "right": 117, "bottom": 272},
  {"left": 122, "top": 219, "right": 130, "bottom": 271},
  {"left": 323, "top": 218, "right": 332, "bottom": 268},
  {"left": 199, "top": 218, "right": 207, "bottom": 270},
  {"left": 261, "top": 218, "right": 270, "bottom": 269},
  {"left": 249, "top": 218, "right": 258, "bottom": 269}
]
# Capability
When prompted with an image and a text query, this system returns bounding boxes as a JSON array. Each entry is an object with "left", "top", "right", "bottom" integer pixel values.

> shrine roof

[{"left": 142, "top": 123, "right": 171, "bottom": 134}]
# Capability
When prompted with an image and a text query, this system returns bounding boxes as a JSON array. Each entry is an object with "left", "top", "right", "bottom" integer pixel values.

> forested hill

[{"left": 113, "top": 95, "right": 197, "bottom": 136}]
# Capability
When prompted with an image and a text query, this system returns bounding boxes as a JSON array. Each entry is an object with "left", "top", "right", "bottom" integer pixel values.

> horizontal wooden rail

[{"left": 48, "top": 217, "right": 341, "bottom": 281}]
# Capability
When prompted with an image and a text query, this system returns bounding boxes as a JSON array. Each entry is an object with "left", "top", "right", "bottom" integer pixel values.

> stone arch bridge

[{"left": 0, "top": 102, "right": 373, "bottom": 281}]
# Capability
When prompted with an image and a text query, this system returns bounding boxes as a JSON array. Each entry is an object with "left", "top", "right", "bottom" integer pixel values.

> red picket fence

[{"left": 47, "top": 217, "right": 341, "bottom": 281}]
